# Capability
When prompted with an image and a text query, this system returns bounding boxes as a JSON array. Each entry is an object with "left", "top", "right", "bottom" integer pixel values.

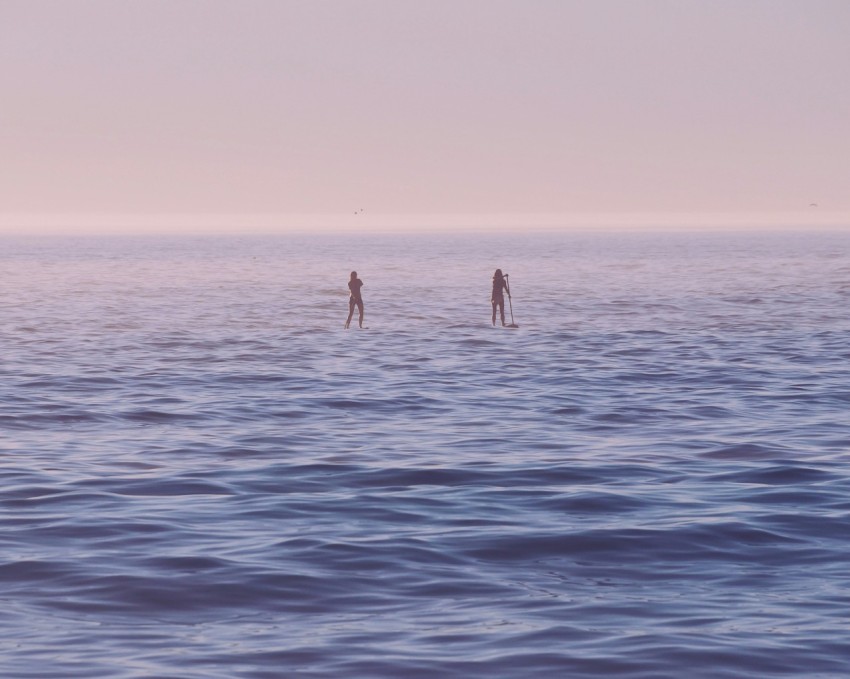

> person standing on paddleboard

[
  {"left": 345, "top": 271, "right": 364, "bottom": 329},
  {"left": 491, "top": 269, "right": 509, "bottom": 326}
]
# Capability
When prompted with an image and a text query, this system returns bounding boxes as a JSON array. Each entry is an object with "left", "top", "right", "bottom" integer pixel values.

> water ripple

[{"left": 2, "top": 232, "right": 850, "bottom": 677}]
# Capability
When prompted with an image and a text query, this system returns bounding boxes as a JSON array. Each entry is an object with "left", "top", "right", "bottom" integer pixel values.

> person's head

[
  {"left": 350, "top": 271, "right": 357, "bottom": 280},
  {"left": 494, "top": 268, "right": 503, "bottom": 279}
]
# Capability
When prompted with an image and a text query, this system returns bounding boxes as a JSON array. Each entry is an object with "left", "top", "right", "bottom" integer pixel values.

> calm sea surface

[{"left": 2, "top": 230, "right": 850, "bottom": 678}]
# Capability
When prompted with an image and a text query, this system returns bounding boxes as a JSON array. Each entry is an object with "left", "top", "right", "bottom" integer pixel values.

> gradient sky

[{"left": 2, "top": 0, "right": 848, "bottom": 230}]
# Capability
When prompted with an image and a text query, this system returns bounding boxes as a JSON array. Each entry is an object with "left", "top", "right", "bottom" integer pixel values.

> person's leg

[
  {"left": 492, "top": 300, "right": 497, "bottom": 326},
  {"left": 345, "top": 298, "right": 355, "bottom": 329},
  {"left": 357, "top": 301, "right": 364, "bottom": 328},
  {"left": 499, "top": 299, "right": 506, "bottom": 326}
]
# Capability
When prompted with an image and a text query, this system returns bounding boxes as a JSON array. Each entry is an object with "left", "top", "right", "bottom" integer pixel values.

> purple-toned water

[{"left": 2, "top": 230, "right": 850, "bottom": 678}]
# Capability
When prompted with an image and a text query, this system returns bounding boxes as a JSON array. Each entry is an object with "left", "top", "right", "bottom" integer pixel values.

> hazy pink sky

[{"left": 2, "top": 1, "right": 848, "bottom": 231}]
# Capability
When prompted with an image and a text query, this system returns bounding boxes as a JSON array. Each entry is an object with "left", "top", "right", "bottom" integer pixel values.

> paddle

[{"left": 504, "top": 274, "right": 519, "bottom": 328}]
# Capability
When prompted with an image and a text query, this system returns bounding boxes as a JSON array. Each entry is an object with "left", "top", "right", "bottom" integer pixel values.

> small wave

[
  {"left": 109, "top": 479, "right": 234, "bottom": 497},
  {"left": 121, "top": 409, "right": 201, "bottom": 423},
  {"left": 700, "top": 443, "right": 787, "bottom": 460},
  {"left": 0, "top": 411, "right": 109, "bottom": 429},
  {"left": 710, "top": 465, "right": 837, "bottom": 485},
  {"left": 462, "top": 522, "right": 808, "bottom": 564},
  {"left": 0, "top": 559, "right": 75, "bottom": 582}
]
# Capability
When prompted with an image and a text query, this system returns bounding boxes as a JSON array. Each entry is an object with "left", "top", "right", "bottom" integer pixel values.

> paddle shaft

[{"left": 505, "top": 274, "right": 516, "bottom": 326}]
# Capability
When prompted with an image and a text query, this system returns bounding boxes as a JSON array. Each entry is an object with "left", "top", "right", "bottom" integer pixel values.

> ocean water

[{"left": 2, "top": 230, "right": 850, "bottom": 678}]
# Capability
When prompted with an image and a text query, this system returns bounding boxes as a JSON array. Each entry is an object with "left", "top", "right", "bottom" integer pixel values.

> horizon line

[{"left": 1, "top": 211, "right": 849, "bottom": 235}]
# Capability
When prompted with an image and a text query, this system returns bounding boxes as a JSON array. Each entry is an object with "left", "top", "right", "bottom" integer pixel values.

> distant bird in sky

[{"left": 809, "top": 202, "right": 819, "bottom": 208}]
